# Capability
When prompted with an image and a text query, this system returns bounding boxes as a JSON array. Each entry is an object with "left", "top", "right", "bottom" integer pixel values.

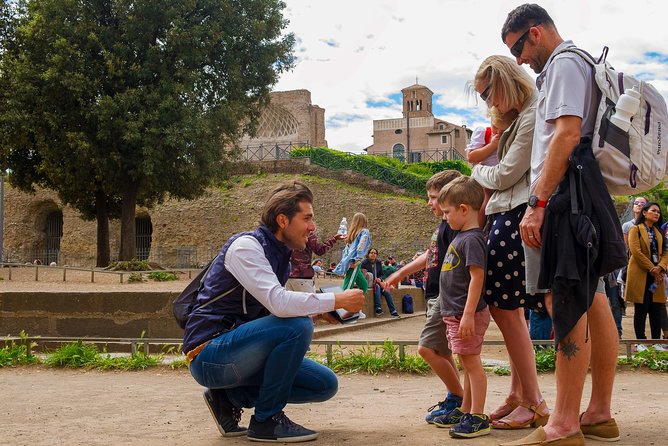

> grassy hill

[{"left": 211, "top": 172, "right": 440, "bottom": 265}]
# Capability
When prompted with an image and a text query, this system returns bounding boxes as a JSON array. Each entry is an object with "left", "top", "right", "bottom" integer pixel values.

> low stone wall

[
  {"left": 0, "top": 287, "right": 426, "bottom": 339},
  {"left": 0, "top": 291, "right": 181, "bottom": 338}
]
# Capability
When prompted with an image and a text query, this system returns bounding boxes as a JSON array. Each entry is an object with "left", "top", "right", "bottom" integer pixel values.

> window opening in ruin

[
  {"left": 441, "top": 134, "right": 449, "bottom": 144},
  {"left": 135, "top": 216, "right": 153, "bottom": 261}
]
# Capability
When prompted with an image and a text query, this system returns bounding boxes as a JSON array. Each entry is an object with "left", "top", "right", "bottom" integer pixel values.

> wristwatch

[{"left": 528, "top": 195, "right": 547, "bottom": 209}]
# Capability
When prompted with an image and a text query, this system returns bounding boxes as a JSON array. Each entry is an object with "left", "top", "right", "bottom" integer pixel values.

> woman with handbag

[{"left": 625, "top": 202, "right": 668, "bottom": 346}]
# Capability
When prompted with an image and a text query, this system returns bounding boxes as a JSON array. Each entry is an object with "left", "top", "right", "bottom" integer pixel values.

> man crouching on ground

[{"left": 183, "top": 180, "right": 365, "bottom": 442}]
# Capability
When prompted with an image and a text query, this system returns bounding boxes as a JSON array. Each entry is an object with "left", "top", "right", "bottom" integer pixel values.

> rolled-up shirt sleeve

[{"left": 224, "top": 236, "right": 336, "bottom": 317}]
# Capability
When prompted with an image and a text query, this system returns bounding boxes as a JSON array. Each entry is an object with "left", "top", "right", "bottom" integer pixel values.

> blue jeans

[
  {"left": 189, "top": 315, "right": 338, "bottom": 421},
  {"left": 373, "top": 284, "right": 397, "bottom": 313},
  {"left": 529, "top": 309, "right": 553, "bottom": 349}
]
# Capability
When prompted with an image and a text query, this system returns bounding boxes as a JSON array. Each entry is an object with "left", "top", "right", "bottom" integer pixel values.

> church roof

[{"left": 401, "top": 83, "right": 433, "bottom": 94}]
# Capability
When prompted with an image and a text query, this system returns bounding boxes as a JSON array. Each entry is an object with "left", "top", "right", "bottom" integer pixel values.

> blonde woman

[
  {"left": 471, "top": 55, "right": 549, "bottom": 429},
  {"left": 333, "top": 213, "right": 371, "bottom": 295}
]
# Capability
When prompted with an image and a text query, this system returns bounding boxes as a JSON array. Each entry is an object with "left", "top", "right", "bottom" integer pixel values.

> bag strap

[
  {"left": 197, "top": 254, "right": 240, "bottom": 310},
  {"left": 345, "top": 263, "right": 361, "bottom": 290}
]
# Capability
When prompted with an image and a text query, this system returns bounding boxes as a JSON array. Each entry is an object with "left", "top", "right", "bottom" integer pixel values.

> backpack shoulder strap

[
  {"left": 196, "top": 253, "right": 240, "bottom": 310},
  {"left": 553, "top": 46, "right": 610, "bottom": 67}
]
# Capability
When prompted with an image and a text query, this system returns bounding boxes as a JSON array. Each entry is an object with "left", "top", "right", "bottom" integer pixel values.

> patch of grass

[
  {"left": 0, "top": 331, "right": 39, "bottom": 367},
  {"left": 45, "top": 341, "right": 100, "bottom": 368},
  {"left": 618, "top": 347, "right": 668, "bottom": 372},
  {"left": 493, "top": 365, "right": 511, "bottom": 376},
  {"left": 169, "top": 358, "right": 188, "bottom": 369},
  {"left": 310, "top": 341, "right": 430, "bottom": 375},
  {"left": 535, "top": 347, "right": 556, "bottom": 372},
  {"left": 96, "top": 352, "right": 158, "bottom": 371},
  {"left": 147, "top": 271, "right": 177, "bottom": 281}
]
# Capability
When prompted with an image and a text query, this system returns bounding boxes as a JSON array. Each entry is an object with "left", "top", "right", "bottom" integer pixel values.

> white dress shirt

[{"left": 224, "top": 236, "right": 336, "bottom": 317}]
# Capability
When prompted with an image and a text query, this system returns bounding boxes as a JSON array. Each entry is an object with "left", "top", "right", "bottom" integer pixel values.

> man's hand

[
  {"left": 458, "top": 313, "right": 475, "bottom": 339},
  {"left": 334, "top": 289, "right": 365, "bottom": 312},
  {"left": 520, "top": 207, "right": 545, "bottom": 248},
  {"left": 334, "top": 233, "right": 346, "bottom": 241},
  {"left": 320, "top": 312, "right": 340, "bottom": 325}
]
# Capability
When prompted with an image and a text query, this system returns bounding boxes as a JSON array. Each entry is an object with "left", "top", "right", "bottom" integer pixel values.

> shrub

[
  {"left": 290, "top": 147, "right": 470, "bottom": 195},
  {"left": 128, "top": 272, "right": 145, "bottom": 283},
  {"left": 108, "top": 259, "right": 150, "bottom": 271}
]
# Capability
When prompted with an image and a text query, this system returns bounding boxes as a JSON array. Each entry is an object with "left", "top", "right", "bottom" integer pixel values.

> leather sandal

[
  {"left": 579, "top": 412, "right": 620, "bottom": 441},
  {"left": 490, "top": 398, "right": 521, "bottom": 421},
  {"left": 499, "top": 426, "right": 585, "bottom": 446},
  {"left": 493, "top": 400, "right": 550, "bottom": 430}
]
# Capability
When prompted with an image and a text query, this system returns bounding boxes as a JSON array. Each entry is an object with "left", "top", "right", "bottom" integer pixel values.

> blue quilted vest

[{"left": 182, "top": 226, "right": 292, "bottom": 353}]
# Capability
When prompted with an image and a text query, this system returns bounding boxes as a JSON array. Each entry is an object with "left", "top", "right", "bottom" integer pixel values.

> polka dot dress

[{"left": 484, "top": 204, "right": 545, "bottom": 310}]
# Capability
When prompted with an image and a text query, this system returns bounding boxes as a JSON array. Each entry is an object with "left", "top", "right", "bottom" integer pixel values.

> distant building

[
  {"left": 239, "top": 89, "right": 327, "bottom": 160},
  {"left": 365, "top": 83, "right": 471, "bottom": 162}
]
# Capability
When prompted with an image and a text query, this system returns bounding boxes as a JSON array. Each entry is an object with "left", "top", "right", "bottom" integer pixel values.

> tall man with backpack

[
  {"left": 182, "top": 180, "right": 364, "bottom": 443},
  {"left": 500, "top": 4, "right": 626, "bottom": 446}
]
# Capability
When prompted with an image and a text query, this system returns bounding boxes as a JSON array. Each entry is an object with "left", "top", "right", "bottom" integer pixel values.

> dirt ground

[{"left": 1, "top": 267, "right": 668, "bottom": 445}]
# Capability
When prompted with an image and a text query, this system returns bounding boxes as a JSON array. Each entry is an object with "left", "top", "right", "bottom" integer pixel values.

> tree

[{"left": 0, "top": 0, "right": 294, "bottom": 264}]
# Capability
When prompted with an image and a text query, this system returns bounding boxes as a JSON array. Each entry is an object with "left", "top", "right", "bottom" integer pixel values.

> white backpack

[{"left": 557, "top": 46, "right": 668, "bottom": 195}]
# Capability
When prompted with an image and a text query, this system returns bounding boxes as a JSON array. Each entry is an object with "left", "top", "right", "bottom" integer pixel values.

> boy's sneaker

[
  {"left": 433, "top": 407, "right": 464, "bottom": 428},
  {"left": 203, "top": 389, "right": 247, "bottom": 437},
  {"left": 247, "top": 411, "right": 318, "bottom": 443},
  {"left": 449, "top": 413, "right": 491, "bottom": 438},
  {"left": 425, "top": 393, "right": 463, "bottom": 424},
  {"left": 375, "top": 309, "right": 384, "bottom": 316},
  {"left": 390, "top": 311, "right": 401, "bottom": 318}
]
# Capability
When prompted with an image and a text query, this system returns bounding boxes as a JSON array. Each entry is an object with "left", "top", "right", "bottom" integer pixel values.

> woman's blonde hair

[
  {"left": 489, "top": 106, "right": 518, "bottom": 131},
  {"left": 345, "top": 212, "right": 368, "bottom": 244},
  {"left": 474, "top": 55, "right": 535, "bottom": 113}
]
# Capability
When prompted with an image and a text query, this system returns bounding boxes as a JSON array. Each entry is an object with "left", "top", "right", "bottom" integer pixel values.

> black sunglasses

[
  {"left": 510, "top": 23, "right": 540, "bottom": 58},
  {"left": 480, "top": 85, "right": 491, "bottom": 104}
]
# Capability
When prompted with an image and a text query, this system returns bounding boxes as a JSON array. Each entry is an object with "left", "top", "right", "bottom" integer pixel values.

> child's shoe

[{"left": 449, "top": 413, "right": 491, "bottom": 438}]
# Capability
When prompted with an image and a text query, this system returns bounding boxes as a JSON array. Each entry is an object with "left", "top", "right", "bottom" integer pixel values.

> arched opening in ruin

[
  {"left": 42, "top": 210, "right": 63, "bottom": 265},
  {"left": 135, "top": 215, "right": 153, "bottom": 261}
]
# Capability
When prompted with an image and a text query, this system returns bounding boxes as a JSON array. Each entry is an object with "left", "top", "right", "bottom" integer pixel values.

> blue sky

[{"left": 275, "top": 0, "right": 668, "bottom": 152}]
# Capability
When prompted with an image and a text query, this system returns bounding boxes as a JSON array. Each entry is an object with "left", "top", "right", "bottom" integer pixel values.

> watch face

[{"left": 528, "top": 195, "right": 538, "bottom": 207}]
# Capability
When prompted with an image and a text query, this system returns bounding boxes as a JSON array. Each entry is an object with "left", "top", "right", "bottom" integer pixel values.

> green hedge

[{"left": 290, "top": 147, "right": 470, "bottom": 195}]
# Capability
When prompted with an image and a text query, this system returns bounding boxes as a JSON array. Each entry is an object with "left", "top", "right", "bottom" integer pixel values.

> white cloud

[{"left": 277, "top": 0, "right": 668, "bottom": 152}]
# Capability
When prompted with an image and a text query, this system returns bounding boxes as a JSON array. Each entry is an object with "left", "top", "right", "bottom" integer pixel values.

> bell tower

[{"left": 401, "top": 83, "right": 433, "bottom": 118}]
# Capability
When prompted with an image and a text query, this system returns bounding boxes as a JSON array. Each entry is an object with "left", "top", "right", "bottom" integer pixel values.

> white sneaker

[{"left": 358, "top": 311, "right": 367, "bottom": 320}]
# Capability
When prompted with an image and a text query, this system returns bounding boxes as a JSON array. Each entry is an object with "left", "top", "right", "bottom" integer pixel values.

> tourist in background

[
  {"left": 287, "top": 227, "right": 344, "bottom": 293},
  {"left": 361, "top": 248, "right": 400, "bottom": 317},
  {"left": 333, "top": 213, "right": 371, "bottom": 296},
  {"left": 625, "top": 202, "right": 668, "bottom": 348}
]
